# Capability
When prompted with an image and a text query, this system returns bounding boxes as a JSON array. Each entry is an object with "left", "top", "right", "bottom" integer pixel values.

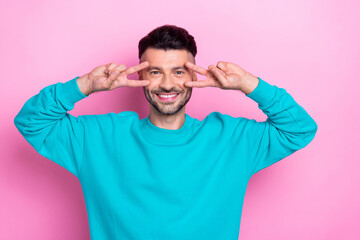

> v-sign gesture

[
  {"left": 77, "top": 61, "right": 150, "bottom": 96},
  {"left": 184, "top": 61, "right": 259, "bottom": 95}
]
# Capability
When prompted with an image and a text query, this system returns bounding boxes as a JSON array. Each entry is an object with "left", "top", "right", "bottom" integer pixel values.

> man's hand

[
  {"left": 77, "top": 61, "right": 150, "bottom": 96},
  {"left": 184, "top": 61, "right": 259, "bottom": 95}
]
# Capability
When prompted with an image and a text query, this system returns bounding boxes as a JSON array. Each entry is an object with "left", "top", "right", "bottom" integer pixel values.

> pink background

[{"left": 1, "top": 0, "right": 359, "bottom": 239}]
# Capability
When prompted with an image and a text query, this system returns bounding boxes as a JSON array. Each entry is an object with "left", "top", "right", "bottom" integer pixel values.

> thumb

[
  {"left": 220, "top": 62, "right": 245, "bottom": 73},
  {"left": 216, "top": 61, "right": 230, "bottom": 73},
  {"left": 106, "top": 62, "right": 117, "bottom": 71}
]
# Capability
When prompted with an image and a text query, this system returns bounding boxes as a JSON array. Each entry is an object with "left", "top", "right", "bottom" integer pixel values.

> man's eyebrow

[{"left": 147, "top": 66, "right": 188, "bottom": 71}]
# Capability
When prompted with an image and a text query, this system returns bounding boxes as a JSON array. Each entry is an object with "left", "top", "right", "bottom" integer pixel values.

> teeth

[{"left": 159, "top": 94, "right": 178, "bottom": 98}]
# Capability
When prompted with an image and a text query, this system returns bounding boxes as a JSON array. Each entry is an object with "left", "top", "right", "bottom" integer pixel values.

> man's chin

[
  {"left": 144, "top": 88, "right": 191, "bottom": 116},
  {"left": 153, "top": 104, "right": 183, "bottom": 116}
]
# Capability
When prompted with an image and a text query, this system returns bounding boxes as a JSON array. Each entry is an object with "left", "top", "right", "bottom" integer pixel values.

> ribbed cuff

[
  {"left": 57, "top": 76, "right": 88, "bottom": 110},
  {"left": 245, "top": 77, "right": 277, "bottom": 106}
]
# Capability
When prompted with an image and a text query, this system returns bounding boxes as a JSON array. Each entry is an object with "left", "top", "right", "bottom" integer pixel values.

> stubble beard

[{"left": 143, "top": 87, "right": 192, "bottom": 116}]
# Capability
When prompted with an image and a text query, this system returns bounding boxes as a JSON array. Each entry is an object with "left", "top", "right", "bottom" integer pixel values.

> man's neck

[{"left": 148, "top": 108, "right": 186, "bottom": 130}]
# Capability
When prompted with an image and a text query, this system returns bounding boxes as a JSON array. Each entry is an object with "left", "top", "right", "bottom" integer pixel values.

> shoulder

[
  {"left": 199, "top": 112, "right": 265, "bottom": 141},
  {"left": 203, "top": 111, "right": 244, "bottom": 124},
  {"left": 77, "top": 111, "right": 140, "bottom": 127},
  {"left": 115, "top": 111, "right": 140, "bottom": 120},
  {"left": 199, "top": 111, "right": 249, "bottom": 132}
]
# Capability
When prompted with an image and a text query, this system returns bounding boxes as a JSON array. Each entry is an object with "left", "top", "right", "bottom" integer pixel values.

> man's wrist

[
  {"left": 239, "top": 73, "right": 259, "bottom": 95},
  {"left": 76, "top": 74, "right": 93, "bottom": 96}
]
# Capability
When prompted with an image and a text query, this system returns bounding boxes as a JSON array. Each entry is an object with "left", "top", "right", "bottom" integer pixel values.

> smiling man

[
  {"left": 14, "top": 25, "right": 318, "bottom": 240},
  {"left": 141, "top": 48, "right": 194, "bottom": 119}
]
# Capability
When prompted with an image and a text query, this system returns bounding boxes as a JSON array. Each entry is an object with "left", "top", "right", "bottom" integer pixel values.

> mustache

[{"left": 152, "top": 88, "right": 184, "bottom": 94}]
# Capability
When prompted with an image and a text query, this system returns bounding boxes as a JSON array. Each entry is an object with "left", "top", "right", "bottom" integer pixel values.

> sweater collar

[{"left": 139, "top": 113, "right": 195, "bottom": 145}]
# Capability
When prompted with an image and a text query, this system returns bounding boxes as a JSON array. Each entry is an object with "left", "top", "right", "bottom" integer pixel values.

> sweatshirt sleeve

[
  {"left": 243, "top": 77, "right": 318, "bottom": 178},
  {"left": 14, "top": 76, "right": 88, "bottom": 178}
]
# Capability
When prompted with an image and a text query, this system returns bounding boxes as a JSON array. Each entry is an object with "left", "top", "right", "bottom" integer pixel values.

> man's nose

[{"left": 159, "top": 75, "right": 177, "bottom": 91}]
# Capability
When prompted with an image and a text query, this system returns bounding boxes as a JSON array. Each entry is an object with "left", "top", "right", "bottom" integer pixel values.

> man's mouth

[{"left": 155, "top": 92, "right": 180, "bottom": 102}]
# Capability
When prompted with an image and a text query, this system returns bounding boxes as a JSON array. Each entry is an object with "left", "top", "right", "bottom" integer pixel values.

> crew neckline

[{"left": 139, "top": 113, "right": 195, "bottom": 145}]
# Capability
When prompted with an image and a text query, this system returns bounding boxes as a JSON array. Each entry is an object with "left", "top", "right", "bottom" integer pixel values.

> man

[{"left": 14, "top": 25, "right": 318, "bottom": 240}]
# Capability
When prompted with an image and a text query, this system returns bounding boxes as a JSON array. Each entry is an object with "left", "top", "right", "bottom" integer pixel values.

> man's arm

[
  {"left": 184, "top": 61, "right": 318, "bottom": 178},
  {"left": 14, "top": 77, "right": 89, "bottom": 177},
  {"left": 243, "top": 77, "right": 317, "bottom": 177},
  {"left": 14, "top": 62, "right": 151, "bottom": 177}
]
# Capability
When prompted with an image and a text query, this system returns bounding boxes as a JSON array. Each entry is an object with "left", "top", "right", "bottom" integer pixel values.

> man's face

[{"left": 138, "top": 48, "right": 197, "bottom": 116}]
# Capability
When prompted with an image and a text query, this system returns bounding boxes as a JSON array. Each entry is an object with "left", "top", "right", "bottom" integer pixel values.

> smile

[{"left": 155, "top": 93, "right": 180, "bottom": 101}]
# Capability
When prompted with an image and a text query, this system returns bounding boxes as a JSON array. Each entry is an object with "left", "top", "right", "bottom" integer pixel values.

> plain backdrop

[{"left": 1, "top": 0, "right": 359, "bottom": 239}]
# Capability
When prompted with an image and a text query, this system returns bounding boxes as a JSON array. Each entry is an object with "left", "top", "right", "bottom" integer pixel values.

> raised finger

[
  {"left": 184, "top": 79, "right": 213, "bottom": 88},
  {"left": 185, "top": 61, "right": 209, "bottom": 76},
  {"left": 123, "top": 61, "right": 149, "bottom": 76},
  {"left": 125, "top": 79, "right": 150, "bottom": 87}
]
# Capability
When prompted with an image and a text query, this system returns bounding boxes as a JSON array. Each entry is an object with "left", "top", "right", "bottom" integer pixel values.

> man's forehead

[{"left": 140, "top": 48, "right": 194, "bottom": 64}]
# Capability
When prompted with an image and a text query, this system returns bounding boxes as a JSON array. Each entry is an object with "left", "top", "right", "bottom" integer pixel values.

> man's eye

[
  {"left": 150, "top": 71, "right": 160, "bottom": 74},
  {"left": 176, "top": 71, "right": 184, "bottom": 74}
]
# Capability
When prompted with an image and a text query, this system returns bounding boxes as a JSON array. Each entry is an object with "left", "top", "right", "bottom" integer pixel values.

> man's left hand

[{"left": 184, "top": 61, "right": 259, "bottom": 95}]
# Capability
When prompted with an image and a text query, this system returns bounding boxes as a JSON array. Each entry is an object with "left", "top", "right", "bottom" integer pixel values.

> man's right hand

[{"left": 77, "top": 61, "right": 150, "bottom": 96}]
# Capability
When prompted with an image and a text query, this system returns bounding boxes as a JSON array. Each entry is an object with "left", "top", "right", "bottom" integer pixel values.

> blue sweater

[{"left": 14, "top": 76, "right": 317, "bottom": 240}]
